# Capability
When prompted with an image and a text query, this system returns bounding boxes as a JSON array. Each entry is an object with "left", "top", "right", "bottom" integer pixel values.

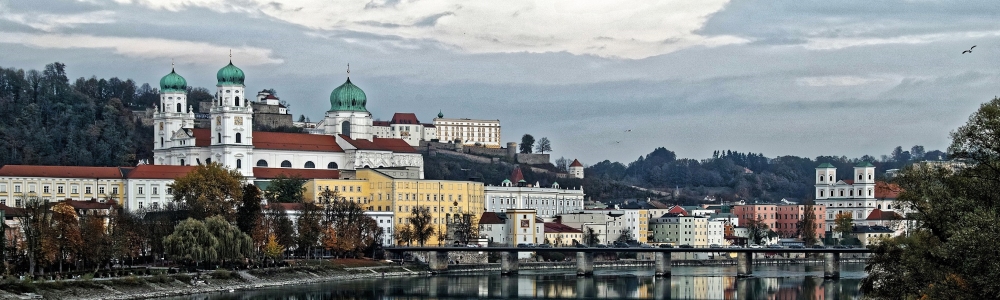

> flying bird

[
  {"left": 963, "top": 45, "right": 976, "bottom": 54},
  {"left": 624, "top": 129, "right": 632, "bottom": 132}
]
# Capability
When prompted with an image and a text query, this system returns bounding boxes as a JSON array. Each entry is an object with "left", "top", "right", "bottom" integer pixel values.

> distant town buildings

[
  {"left": 433, "top": 112, "right": 501, "bottom": 148},
  {"left": 484, "top": 168, "right": 585, "bottom": 218}
]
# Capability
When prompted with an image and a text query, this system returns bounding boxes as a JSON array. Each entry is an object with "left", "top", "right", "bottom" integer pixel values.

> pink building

[{"left": 734, "top": 204, "right": 826, "bottom": 239}]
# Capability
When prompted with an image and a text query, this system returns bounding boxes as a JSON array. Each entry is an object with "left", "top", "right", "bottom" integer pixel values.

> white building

[
  {"left": 433, "top": 113, "right": 501, "bottom": 148},
  {"left": 485, "top": 168, "right": 585, "bottom": 218},
  {"left": 558, "top": 210, "right": 627, "bottom": 245},
  {"left": 814, "top": 162, "right": 904, "bottom": 234},
  {"left": 371, "top": 113, "right": 437, "bottom": 146},
  {"left": 569, "top": 159, "right": 584, "bottom": 179},
  {"left": 152, "top": 62, "right": 424, "bottom": 178}
]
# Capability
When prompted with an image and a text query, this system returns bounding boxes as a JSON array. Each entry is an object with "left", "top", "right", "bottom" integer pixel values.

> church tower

[
  {"left": 210, "top": 58, "right": 254, "bottom": 176},
  {"left": 854, "top": 161, "right": 876, "bottom": 199},
  {"left": 152, "top": 65, "right": 195, "bottom": 165},
  {"left": 323, "top": 66, "right": 373, "bottom": 140}
]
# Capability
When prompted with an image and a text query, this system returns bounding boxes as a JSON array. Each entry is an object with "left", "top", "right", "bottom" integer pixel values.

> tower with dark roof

[{"left": 569, "top": 159, "right": 584, "bottom": 179}]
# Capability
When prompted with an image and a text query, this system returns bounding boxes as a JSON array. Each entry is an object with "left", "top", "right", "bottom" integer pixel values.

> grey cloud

[{"left": 414, "top": 12, "right": 454, "bottom": 27}]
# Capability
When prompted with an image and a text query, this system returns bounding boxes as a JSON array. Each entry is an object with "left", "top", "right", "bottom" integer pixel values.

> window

[
  {"left": 327, "top": 162, "right": 338, "bottom": 169},
  {"left": 139, "top": 202, "right": 143, "bottom": 209},
  {"left": 57, "top": 186, "right": 63, "bottom": 193},
  {"left": 236, "top": 159, "right": 242, "bottom": 169},
  {"left": 112, "top": 187, "right": 118, "bottom": 195},
  {"left": 43, "top": 186, "right": 50, "bottom": 193},
  {"left": 176, "top": 103, "right": 182, "bottom": 113},
  {"left": 160, "top": 137, "right": 164, "bottom": 147},
  {"left": 236, "top": 133, "right": 242, "bottom": 143},
  {"left": 14, "top": 185, "right": 20, "bottom": 193},
  {"left": 72, "top": 186, "right": 78, "bottom": 193},
  {"left": 256, "top": 160, "right": 268, "bottom": 167},
  {"left": 180, "top": 159, "right": 185, "bottom": 166},
  {"left": 138, "top": 186, "right": 144, "bottom": 195},
  {"left": 153, "top": 187, "right": 159, "bottom": 195},
  {"left": 281, "top": 160, "right": 292, "bottom": 168},
  {"left": 99, "top": 187, "right": 105, "bottom": 194},
  {"left": 85, "top": 186, "right": 92, "bottom": 194},
  {"left": 218, "top": 133, "right": 222, "bottom": 143},
  {"left": 305, "top": 161, "right": 315, "bottom": 168},
  {"left": 235, "top": 96, "right": 240, "bottom": 106}
]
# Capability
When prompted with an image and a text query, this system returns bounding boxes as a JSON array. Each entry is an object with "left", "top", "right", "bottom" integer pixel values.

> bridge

[{"left": 385, "top": 246, "right": 872, "bottom": 279}]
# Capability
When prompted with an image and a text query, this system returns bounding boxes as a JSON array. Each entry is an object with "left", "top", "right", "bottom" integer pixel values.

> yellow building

[
  {"left": 303, "top": 178, "right": 370, "bottom": 206},
  {"left": 358, "top": 168, "right": 485, "bottom": 246},
  {"left": 0, "top": 165, "right": 127, "bottom": 207}
]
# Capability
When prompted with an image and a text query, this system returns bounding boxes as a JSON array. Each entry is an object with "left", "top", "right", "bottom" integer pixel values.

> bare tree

[{"left": 407, "top": 207, "right": 435, "bottom": 246}]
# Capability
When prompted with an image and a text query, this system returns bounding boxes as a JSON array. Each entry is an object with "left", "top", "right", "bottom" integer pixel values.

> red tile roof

[
  {"left": 510, "top": 168, "right": 524, "bottom": 183},
  {"left": 64, "top": 200, "right": 114, "bottom": 210},
  {"left": 373, "top": 121, "right": 390, "bottom": 127},
  {"left": 127, "top": 165, "right": 196, "bottom": 179},
  {"left": 255, "top": 132, "right": 345, "bottom": 152},
  {"left": 252, "top": 168, "right": 340, "bottom": 179},
  {"left": 875, "top": 181, "right": 902, "bottom": 199},
  {"left": 866, "top": 209, "right": 902, "bottom": 221},
  {"left": 0, "top": 165, "right": 125, "bottom": 179},
  {"left": 422, "top": 124, "right": 435, "bottom": 128},
  {"left": 479, "top": 212, "right": 505, "bottom": 224},
  {"left": 0, "top": 204, "right": 25, "bottom": 217},
  {"left": 842, "top": 180, "right": 854, "bottom": 185},
  {"left": 390, "top": 113, "right": 420, "bottom": 124},
  {"left": 544, "top": 222, "right": 582, "bottom": 233},
  {"left": 338, "top": 135, "right": 418, "bottom": 153},
  {"left": 570, "top": 159, "right": 583, "bottom": 167},
  {"left": 667, "top": 205, "right": 689, "bottom": 216},
  {"left": 265, "top": 202, "right": 303, "bottom": 211},
  {"left": 190, "top": 128, "right": 211, "bottom": 147}
]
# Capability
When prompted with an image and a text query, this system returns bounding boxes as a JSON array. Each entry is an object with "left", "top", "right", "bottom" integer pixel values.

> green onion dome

[
  {"left": 159, "top": 68, "right": 187, "bottom": 93},
  {"left": 329, "top": 78, "right": 368, "bottom": 112},
  {"left": 216, "top": 61, "right": 245, "bottom": 86}
]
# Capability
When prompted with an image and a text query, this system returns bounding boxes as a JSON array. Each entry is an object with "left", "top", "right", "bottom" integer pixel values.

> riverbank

[
  {"left": 0, "top": 261, "right": 431, "bottom": 300},
  {"left": 445, "top": 257, "right": 868, "bottom": 273}
]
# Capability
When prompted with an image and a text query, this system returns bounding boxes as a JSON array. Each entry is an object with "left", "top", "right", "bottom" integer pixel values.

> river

[{"left": 168, "top": 263, "right": 866, "bottom": 299}]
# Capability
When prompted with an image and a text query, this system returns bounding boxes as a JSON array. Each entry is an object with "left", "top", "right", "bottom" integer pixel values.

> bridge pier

[
  {"left": 824, "top": 252, "right": 840, "bottom": 279},
  {"left": 736, "top": 252, "right": 753, "bottom": 277},
  {"left": 654, "top": 252, "right": 671, "bottom": 277},
  {"left": 427, "top": 251, "right": 449, "bottom": 273},
  {"left": 576, "top": 252, "right": 594, "bottom": 276},
  {"left": 500, "top": 251, "right": 518, "bottom": 275}
]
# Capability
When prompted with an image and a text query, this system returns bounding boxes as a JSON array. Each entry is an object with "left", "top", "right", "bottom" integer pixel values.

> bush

[
  {"left": 211, "top": 269, "right": 234, "bottom": 280},
  {"left": 0, "top": 278, "right": 37, "bottom": 294},
  {"left": 148, "top": 274, "right": 174, "bottom": 284},
  {"left": 172, "top": 274, "right": 191, "bottom": 283},
  {"left": 112, "top": 276, "right": 145, "bottom": 286}
]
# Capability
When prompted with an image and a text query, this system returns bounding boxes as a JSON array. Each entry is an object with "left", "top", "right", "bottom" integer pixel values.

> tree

[
  {"left": 555, "top": 157, "right": 569, "bottom": 172},
  {"left": 535, "top": 137, "right": 552, "bottom": 154},
  {"left": 395, "top": 225, "right": 413, "bottom": 246},
  {"left": 204, "top": 215, "right": 253, "bottom": 265},
  {"left": 78, "top": 214, "right": 108, "bottom": 271},
  {"left": 910, "top": 145, "right": 925, "bottom": 160},
  {"left": 616, "top": 227, "right": 634, "bottom": 243},
  {"left": 745, "top": 218, "right": 773, "bottom": 246},
  {"left": 450, "top": 213, "right": 478, "bottom": 245},
  {"left": 262, "top": 234, "right": 284, "bottom": 265},
  {"left": 796, "top": 204, "right": 819, "bottom": 246},
  {"left": 17, "top": 196, "right": 51, "bottom": 275},
  {"left": 583, "top": 227, "right": 600, "bottom": 246},
  {"left": 266, "top": 205, "right": 297, "bottom": 251},
  {"left": 50, "top": 201, "right": 83, "bottom": 273},
  {"left": 320, "top": 226, "right": 338, "bottom": 253},
  {"left": 170, "top": 163, "right": 244, "bottom": 221},
  {"left": 833, "top": 212, "right": 854, "bottom": 244},
  {"left": 296, "top": 203, "right": 322, "bottom": 258},
  {"left": 163, "top": 218, "right": 218, "bottom": 266},
  {"left": 519, "top": 134, "right": 535, "bottom": 154},
  {"left": 862, "top": 98, "right": 1000, "bottom": 299},
  {"left": 264, "top": 174, "right": 307, "bottom": 203},
  {"left": 407, "top": 206, "right": 435, "bottom": 246},
  {"left": 237, "top": 184, "right": 263, "bottom": 235},
  {"left": 553, "top": 234, "right": 564, "bottom": 247}
]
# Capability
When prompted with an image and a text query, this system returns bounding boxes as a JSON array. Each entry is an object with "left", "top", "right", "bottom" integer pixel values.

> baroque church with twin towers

[{"left": 152, "top": 59, "right": 424, "bottom": 178}]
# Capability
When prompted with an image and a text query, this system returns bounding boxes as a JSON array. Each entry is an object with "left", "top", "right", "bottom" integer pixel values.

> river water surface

[{"left": 170, "top": 263, "right": 865, "bottom": 299}]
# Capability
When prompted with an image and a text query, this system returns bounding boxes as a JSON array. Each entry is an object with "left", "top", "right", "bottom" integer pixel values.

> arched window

[
  {"left": 858, "top": 174, "right": 862, "bottom": 180},
  {"left": 176, "top": 103, "right": 182, "bottom": 112},
  {"left": 887, "top": 204, "right": 892, "bottom": 209},
  {"left": 327, "top": 162, "right": 338, "bottom": 169},
  {"left": 877, "top": 204, "right": 882, "bottom": 209},
  {"left": 206, "top": 158, "right": 211, "bottom": 164},
  {"left": 256, "top": 160, "right": 268, "bottom": 167},
  {"left": 819, "top": 190, "right": 824, "bottom": 197},
  {"left": 819, "top": 176, "right": 823, "bottom": 182},
  {"left": 160, "top": 137, "right": 164, "bottom": 147},
  {"left": 342, "top": 121, "right": 351, "bottom": 138},
  {"left": 236, "top": 133, "right": 242, "bottom": 143},
  {"left": 305, "top": 161, "right": 315, "bottom": 168},
  {"left": 235, "top": 96, "right": 240, "bottom": 106},
  {"left": 281, "top": 160, "right": 292, "bottom": 168},
  {"left": 180, "top": 159, "right": 185, "bottom": 166},
  {"left": 236, "top": 159, "right": 242, "bottom": 169},
  {"left": 218, "top": 133, "right": 222, "bottom": 143}
]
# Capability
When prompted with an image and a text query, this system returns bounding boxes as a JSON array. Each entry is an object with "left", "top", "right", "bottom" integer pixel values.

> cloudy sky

[{"left": 2, "top": 0, "right": 997, "bottom": 165}]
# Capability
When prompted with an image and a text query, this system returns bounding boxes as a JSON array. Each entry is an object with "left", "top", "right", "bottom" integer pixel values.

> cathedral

[{"left": 152, "top": 60, "right": 424, "bottom": 178}]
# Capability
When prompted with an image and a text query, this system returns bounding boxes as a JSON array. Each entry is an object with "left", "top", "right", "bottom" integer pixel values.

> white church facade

[
  {"left": 813, "top": 162, "right": 905, "bottom": 235},
  {"left": 152, "top": 61, "right": 424, "bottom": 178}
]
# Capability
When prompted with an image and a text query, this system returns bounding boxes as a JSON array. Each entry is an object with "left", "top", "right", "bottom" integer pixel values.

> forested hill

[
  {"left": 586, "top": 146, "right": 946, "bottom": 203},
  {"left": 0, "top": 62, "right": 156, "bottom": 167}
]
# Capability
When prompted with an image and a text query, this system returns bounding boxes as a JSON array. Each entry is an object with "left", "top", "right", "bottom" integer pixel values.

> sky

[{"left": 1, "top": 0, "right": 998, "bottom": 165}]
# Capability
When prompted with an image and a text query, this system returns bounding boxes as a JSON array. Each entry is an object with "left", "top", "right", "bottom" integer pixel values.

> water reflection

[{"left": 172, "top": 264, "right": 865, "bottom": 300}]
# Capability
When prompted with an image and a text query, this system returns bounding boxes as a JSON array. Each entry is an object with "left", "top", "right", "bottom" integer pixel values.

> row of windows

[
  {"left": 256, "top": 160, "right": 338, "bottom": 169},
  {"left": 135, "top": 186, "right": 172, "bottom": 195},
  {"left": 817, "top": 173, "right": 873, "bottom": 182},
  {"left": 0, "top": 184, "right": 118, "bottom": 195},
  {"left": 819, "top": 188, "right": 873, "bottom": 197}
]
